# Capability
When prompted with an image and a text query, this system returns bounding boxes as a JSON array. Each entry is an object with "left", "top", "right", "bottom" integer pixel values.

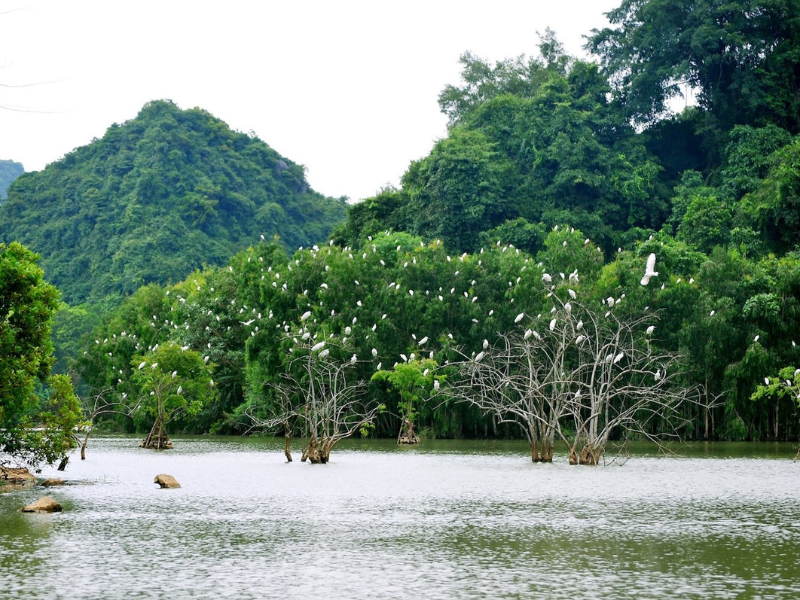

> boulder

[
  {"left": 1, "top": 467, "right": 37, "bottom": 487},
  {"left": 41, "top": 478, "right": 65, "bottom": 487},
  {"left": 154, "top": 474, "right": 181, "bottom": 489},
  {"left": 21, "top": 496, "right": 62, "bottom": 513}
]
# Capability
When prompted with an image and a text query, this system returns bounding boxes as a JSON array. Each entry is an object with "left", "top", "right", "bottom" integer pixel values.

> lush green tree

[
  {"left": 588, "top": 0, "right": 800, "bottom": 132},
  {"left": 0, "top": 242, "right": 82, "bottom": 468},
  {"left": 130, "top": 342, "right": 216, "bottom": 449},
  {"left": 372, "top": 358, "right": 439, "bottom": 443},
  {"left": 736, "top": 137, "right": 800, "bottom": 254},
  {"left": 438, "top": 29, "right": 570, "bottom": 126}
]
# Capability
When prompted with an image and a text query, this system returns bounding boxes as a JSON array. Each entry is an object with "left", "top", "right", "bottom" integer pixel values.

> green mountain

[
  {"left": 0, "top": 159, "right": 23, "bottom": 200},
  {"left": 0, "top": 100, "right": 346, "bottom": 305}
]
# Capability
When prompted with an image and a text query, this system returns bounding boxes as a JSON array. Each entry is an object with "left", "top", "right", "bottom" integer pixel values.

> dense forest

[{"left": 3, "top": 0, "right": 800, "bottom": 469}]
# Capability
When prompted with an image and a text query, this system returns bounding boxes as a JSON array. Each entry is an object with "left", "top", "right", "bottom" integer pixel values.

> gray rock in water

[
  {"left": 22, "top": 496, "right": 62, "bottom": 513},
  {"left": 154, "top": 474, "right": 181, "bottom": 489}
]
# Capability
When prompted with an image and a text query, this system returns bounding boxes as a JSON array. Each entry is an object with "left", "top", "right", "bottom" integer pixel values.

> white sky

[{"left": 0, "top": 1, "right": 618, "bottom": 202}]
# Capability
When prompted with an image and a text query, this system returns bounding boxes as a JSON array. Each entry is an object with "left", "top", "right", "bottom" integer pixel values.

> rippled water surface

[{"left": 2, "top": 437, "right": 799, "bottom": 599}]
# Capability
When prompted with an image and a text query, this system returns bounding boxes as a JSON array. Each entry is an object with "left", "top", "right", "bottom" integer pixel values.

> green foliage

[
  {"left": 588, "top": 0, "right": 800, "bottom": 132},
  {"left": 0, "top": 100, "right": 346, "bottom": 306},
  {"left": 0, "top": 242, "right": 81, "bottom": 467},
  {"left": 130, "top": 342, "right": 216, "bottom": 426},
  {"left": 341, "top": 47, "right": 667, "bottom": 254}
]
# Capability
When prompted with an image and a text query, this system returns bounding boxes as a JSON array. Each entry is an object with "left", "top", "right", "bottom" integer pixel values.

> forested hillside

[
  {"left": 0, "top": 100, "right": 347, "bottom": 306},
  {"left": 0, "top": 159, "right": 23, "bottom": 200},
  {"left": 47, "top": 1, "right": 800, "bottom": 445}
]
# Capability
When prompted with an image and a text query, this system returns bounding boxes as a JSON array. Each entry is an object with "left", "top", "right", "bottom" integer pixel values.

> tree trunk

[
  {"left": 140, "top": 415, "right": 173, "bottom": 450},
  {"left": 530, "top": 441, "right": 540, "bottom": 462},
  {"left": 284, "top": 431, "right": 293, "bottom": 462},
  {"left": 540, "top": 441, "right": 554, "bottom": 463},
  {"left": 568, "top": 446, "right": 579, "bottom": 465},
  {"left": 398, "top": 418, "right": 420, "bottom": 445},
  {"left": 81, "top": 428, "right": 92, "bottom": 460},
  {"left": 579, "top": 444, "right": 603, "bottom": 465}
]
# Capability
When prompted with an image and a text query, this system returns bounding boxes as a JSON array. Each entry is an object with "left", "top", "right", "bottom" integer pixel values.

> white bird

[
  {"left": 764, "top": 377, "right": 770, "bottom": 385},
  {"left": 641, "top": 253, "right": 659, "bottom": 286},
  {"left": 565, "top": 303, "right": 572, "bottom": 314},
  {"left": 319, "top": 349, "right": 330, "bottom": 358},
  {"left": 151, "top": 363, "right": 158, "bottom": 369},
  {"left": 434, "top": 380, "right": 440, "bottom": 390},
  {"left": 576, "top": 320, "right": 583, "bottom": 330},
  {"left": 515, "top": 313, "right": 524, "bottom": 323},
  {"left": 171, "top": 371, "right": 178, "bottom": 378},
  {"left": 614, "top": 352, "right": 624, "bottom": 364},
  {"left": 646, "top": 326, "right": 655, "bottom": 335},
  {"left": 483, "top": 339, "right": 489, "bottom": 349},
  {"left": 400, "top": 354, "right": 408, "bottom": 362},
  {"left": 568, "top": 289, "right": 576, "bottom": 299},
  {"left": 312, "top": 341, "right": 326, "bottom": 352},
  {"left": 607, "top": 297, "right": 615, "bottom": 308},
  {"left": 549, "top": 319, "right": 557, "bottom": 331},
  {"left": 177, "top": 386, "right": 183, "bottom": 395},
  {"left": 542, "top": 273, "right": 552, "bottom": 283},
  {"left": 576, "top": 335, "right": 585, "bottom": 344},
  {"left": 351, "top": 354, "right": 357, "bottom": 364},
  {"left": 138, "top": 361, "right": 146, "bottom": 370},
  {"left": 377, "top": 362, "right": 382, "bottom": 370},
  {"left": 754, "top": 335, "right": 760, "bottom": 342},
  {"left": 418, "top": 337, "right": 429, "bottom": 346},
  {"left": 300, "top": 311, "right": 311, "bottom": 321},
  {"left": 524, "top": 329, "right": 532, "bottom": 340},
  {"left": 710, "top": 310, "right": 715, "bottom": 317},
  {"left": 345, "top": 326, "right": 352, "bottom": 335},
  {"left": 372, "top": 348, "right": 378, "bottom": 357},
  {"left": 475, "top": 351, "right": 485, "bottom": 363}
]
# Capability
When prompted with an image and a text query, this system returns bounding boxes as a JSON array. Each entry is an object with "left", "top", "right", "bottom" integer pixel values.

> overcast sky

[{"left": 0, "top": 1, "right": 618, "bottom": 201}]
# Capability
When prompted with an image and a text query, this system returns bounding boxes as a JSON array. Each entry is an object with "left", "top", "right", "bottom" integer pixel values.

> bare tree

[
  {"left": 249, "top": 335, "right": 382, "bottom": 464},
  {"left": 447, "top": 291, "right": 698, "bottom": 464},
  {"left": 75, "top": 387, "right": 136, "bottom": 462}
]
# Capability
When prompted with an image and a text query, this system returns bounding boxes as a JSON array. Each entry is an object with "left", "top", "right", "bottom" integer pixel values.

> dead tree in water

[
  {"left": 249, "top": 334, "right": 382, "bottom": 464},
  {"left": 74, "top": 387, "right": 137, "bottom": 463},
  {"left": 448, "top": 293, "right": 696, "bottom": 464}
]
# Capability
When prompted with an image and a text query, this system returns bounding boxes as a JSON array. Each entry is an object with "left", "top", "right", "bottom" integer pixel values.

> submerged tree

[
  {"left": 372, "top": 358, "right": 440, "bottom": 444},
  {"left": 249, "top": 332, "right": 383, "bottom": 464},
  {"left": 448, "top": 277, "right": 696, "bottom": 464},
  {"left": 130, "top": 342, "right": 216, "bottom": 449}
]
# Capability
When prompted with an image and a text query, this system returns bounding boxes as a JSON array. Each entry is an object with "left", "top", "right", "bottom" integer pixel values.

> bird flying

[{"left": 640, "top": 253, "right": 659, "bottom": 286}]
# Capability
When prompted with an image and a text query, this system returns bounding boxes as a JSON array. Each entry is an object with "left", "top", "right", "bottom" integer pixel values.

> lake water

[{"left": 1, "top": 437, "right": 799, "bottom": 599}]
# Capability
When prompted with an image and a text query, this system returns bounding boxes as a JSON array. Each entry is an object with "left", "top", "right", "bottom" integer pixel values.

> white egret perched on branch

[{"left": 640, "top": 253, "right": 659, "bottom": 286}]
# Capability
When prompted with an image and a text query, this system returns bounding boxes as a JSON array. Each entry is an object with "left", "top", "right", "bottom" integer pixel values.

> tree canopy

[{"left": 0, "top": 242, "right": 81, "bottom": 468}]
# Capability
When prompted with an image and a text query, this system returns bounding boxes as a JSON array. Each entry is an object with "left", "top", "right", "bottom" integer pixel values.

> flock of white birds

[{"left": 86, "top": 229, "right": 795, "bottom": 399}]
